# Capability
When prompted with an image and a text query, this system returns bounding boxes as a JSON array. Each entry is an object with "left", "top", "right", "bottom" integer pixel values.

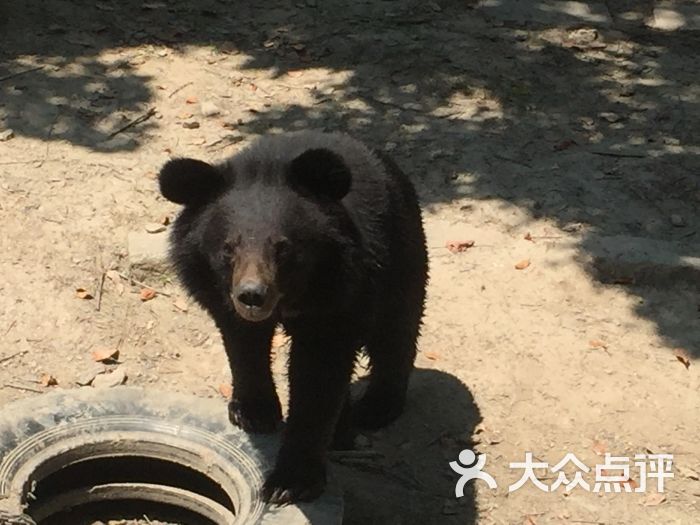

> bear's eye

[{"left": 223, "top": 236, "right": 241, "bottom": 258}]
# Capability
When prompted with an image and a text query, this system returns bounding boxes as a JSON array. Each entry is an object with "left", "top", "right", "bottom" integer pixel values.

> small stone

[
  {"left": 599, "top": 112, "right": 622, "bottom": 123},
  {"left": 670, "top": 214, "right": 686, "bottom": 227},
  {"left": 0, "top": 129, "right": 15, "bottom": 141},
  {"left": 355, "top": 434, "right": 371, "bottom": 448},
  {"left": 384, "top": 142, "right": 397, "bottom": 152},
  {"left": 92, "top": 366, "right": 127, "bottom": 388},
  {"left": 76, "top": 364, "right": 106, "bottom": 387},
  {"left": 145, "top": 222, "right": 167, "bottom": 234},
  {"left": 182, "top": 120, "right": 200, "bottom": 129},
  {"left": 200, "top": 101, "right": 221, "bottom": 117},
  {"left": 128, "top": 230, "right": 170, "bottom": 272}
]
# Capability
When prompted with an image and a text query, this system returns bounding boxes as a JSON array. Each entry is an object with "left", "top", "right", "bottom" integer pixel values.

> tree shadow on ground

[
  {"left": 331, "top": 368, "right": 481, "bottom": 525},
  {"left": 1, "top": 1, "right": 698, "bottom": 356}
]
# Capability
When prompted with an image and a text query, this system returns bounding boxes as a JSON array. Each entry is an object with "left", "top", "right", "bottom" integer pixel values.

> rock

[
  {"left": 648, "top": 2, "right": 700, "bottom": 31},
  {"left": 599, "top": 112, "right": 622, "bottom": 123},
  {"left": 76, "top": 364, "right": 106, "bottom": 387},
  {"left": 101, "top": 135, "right": 136, "bottom": 151},
  {"left": 92, "top": 366, "right": 127, "bottom": 388},
  {"left": 355, "top": 434, "right": 371, "bottom": 448},
  {"left": 200, "top": 101, "right": 221, "bottom": 117},
  {"left": 0, "top": 129, "right": 15, "bottom": 141},
  {"left": 182, "top": 120, "right": 200, "bottom": 129},
  {"left": 477, "top": 0, "right": 613, "bottom": 28},
  {"left": 128, "top": 230, "right": 170, "bottom": 272},
  {"left": 584, "top": 234, "right": 700, "bottom": 288},
  {"left": 145, "top": 222, "right": 167, "bottom": 234},
  {"left": 670, "top": 214, "right": 686, "bottom": 227}
]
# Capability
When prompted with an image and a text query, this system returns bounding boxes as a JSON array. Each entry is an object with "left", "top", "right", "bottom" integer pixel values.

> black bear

[{"left": 158, "top": 131, "right": 428, "bottom": 504}]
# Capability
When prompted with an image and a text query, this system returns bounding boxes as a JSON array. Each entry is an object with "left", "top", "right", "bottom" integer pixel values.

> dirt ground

[{"left": 1, "top": 1, "right": 699, "bottom": 524}]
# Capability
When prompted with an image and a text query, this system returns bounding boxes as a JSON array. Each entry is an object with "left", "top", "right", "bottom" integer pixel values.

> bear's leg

[
  {"left": 331, "top": 392, "right": 355, "bottom": 450},
  {"left": 216, "top": 317, "right": 282, "bottom": 434},
  {"left": 263, "top": 329, "right": 356, "bottom": 503},
  {"left": 355, "top": 300, "right": 423, "bottom": 430}
]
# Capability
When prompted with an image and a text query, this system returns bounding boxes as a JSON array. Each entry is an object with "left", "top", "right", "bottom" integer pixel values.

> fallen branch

[
  {"left": 115, "top": 271, "right": 172, "bottom": 297},
  {"left": 95, "top": 271, "right": 107, "bottom": 312},
  {"left": 168, "top": 81, "right": 193, "bottom": 99},
  {"left": 588, "top": 149, "right": 646, "bottom": 159},
  {"left": 4, "top": 320, "right": 17, "bottom": 336},
  {"left": 0, "top": 349, "right": 28, "bottom": 364},
  {"left": 107, "top": 107, "right": 157, "bottom": 138},
  {"left": 3, "top": 382, "right": 43, "bottom": 393},
  {"left": 0, "top": 65, "right": 44, "bottom": 82},
  {"left": 329, "top": 450, "right": 384, "bottom": 461}
]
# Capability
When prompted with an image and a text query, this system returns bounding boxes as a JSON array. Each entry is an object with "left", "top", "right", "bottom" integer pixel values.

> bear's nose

[{"left": 236, "top": 282, "right": 268, "bottom": 308}]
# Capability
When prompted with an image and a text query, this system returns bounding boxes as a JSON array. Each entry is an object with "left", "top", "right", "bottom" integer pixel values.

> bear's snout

[
  {"left": 231, "top": 278, "right": 279, "bottom": 322},
  {"left": 236, "top": 281, "right": 268, "bottom": 308}
]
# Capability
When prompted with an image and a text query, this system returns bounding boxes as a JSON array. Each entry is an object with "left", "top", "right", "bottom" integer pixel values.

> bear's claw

[
  {"left": 262, "top": 462, "right": 326, "bottom": 504},
  {"left": 228, "top": 396, "right": 282, "bottom": 434}
]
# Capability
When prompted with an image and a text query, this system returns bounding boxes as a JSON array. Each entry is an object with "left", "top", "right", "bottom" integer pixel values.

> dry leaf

[
  {"left": 91, "top": 347, "right": 119, "bottom": 362},
  {"left": 185, "top": 96, "right": 198, "bottom": 104},
  {"left": 75, "top": 287, "right": 93, "bottom": 300},
  {"left": 642, "top": 493, "right": 666, "bottom": 506},
  {"left": 592, "top": 440, "right": 607, "bottom": 456},
  {"left": 612, "top": 276, "right": 635, "bottom": 285},
  {"left": 173, "top": 297, "right": 189, "bottom": 312},
  {"left": 218, "top": 383, "right": 233, "bottom": 399},
  {"left": 514, "top": 259, "right": 531, "bottom": 270},
  {"left": 140, "top": 288, "right": 157, "bottom": 301},
  {"left": 40, "top": 373, "right": 58, "bottom": 387},
  {"left": 554, "top": 139, "right": 577, "bottom": 151},
  {"left": 424, "top": 351, "right": 440, "bottom": 361},
  {"left": 674, "top": 348, "right": 690, "bottom": 370},
  {"left": 446, "top": 240, "right": 475, "bottom": 253},
  {"left": 524, "top": 232, "right": 533, "bottom": 241},
  {"left": 623, "top": 477, "right": 639, "bottom": 490},
  {"left": 589, "top": 339, "right": 608, "bottom": 350}
]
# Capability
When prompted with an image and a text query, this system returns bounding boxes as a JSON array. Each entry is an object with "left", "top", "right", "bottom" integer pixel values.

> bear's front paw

[
  {"left": 228, "top": 395, "right": 282, "bottom": 434},
  {"left": 262, "top": 457, "right": 326, "bottom": 504},
  {"left": 354, "top": 387, "right": 405, "bottom": 430}
]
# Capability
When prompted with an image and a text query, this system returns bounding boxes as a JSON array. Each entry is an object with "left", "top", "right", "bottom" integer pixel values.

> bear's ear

[
  {"left": 288, "top": 148, "right": 351, "bottom": 201},
  {"left": 158, "top": 158, "right": 227, "bottom": 206}
]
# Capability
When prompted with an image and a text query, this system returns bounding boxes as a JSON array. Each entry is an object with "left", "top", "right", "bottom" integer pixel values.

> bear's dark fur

[{"left": 159, "top": 131, "right": 428, "bottom": 503}]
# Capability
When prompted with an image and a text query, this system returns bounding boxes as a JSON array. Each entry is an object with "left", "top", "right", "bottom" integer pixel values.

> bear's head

[{"left": 158, "top": 148, "right": 353, "bottom": 322}]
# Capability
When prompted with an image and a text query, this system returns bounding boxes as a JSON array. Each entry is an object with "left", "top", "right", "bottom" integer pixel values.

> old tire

[{"left": 0, "top": 387, "right": 343, "bottom": 525}]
